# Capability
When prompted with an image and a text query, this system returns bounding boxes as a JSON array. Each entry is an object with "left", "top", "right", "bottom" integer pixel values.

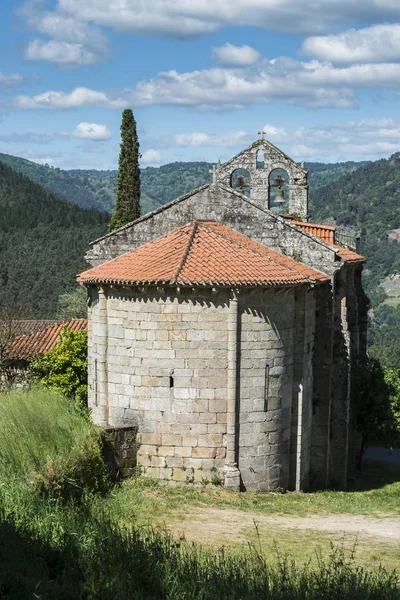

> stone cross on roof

[
  {"left": 209, "top": 160, "right": 221, "bottom": 186},
  {"left": 258, "top": 129, "right": 267, "bottom": 141}
]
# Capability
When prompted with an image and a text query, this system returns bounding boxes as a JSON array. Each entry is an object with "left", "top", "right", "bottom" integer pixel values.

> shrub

[
  {"left": 29, "top": 326, "right": 88, "bottom": 410},
  {"left": 0, "top": 388, "right": 109, "bottom": 502}
]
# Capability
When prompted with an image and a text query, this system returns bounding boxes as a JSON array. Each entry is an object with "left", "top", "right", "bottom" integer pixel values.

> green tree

[
  {"left": 383, "top": 366, "right": 400, "bottom": 435},
  {"left": 57, "top": 286, "right": 87, "bottom": 319},
  {"left": 109, "top": 109, "right": 141, "bottom": 231},
  {"left": 355, "top": 357, "right": 400, "bottom": 469},
  {"left": 30, "top": 326, "right": 88, "bottom": 410}
]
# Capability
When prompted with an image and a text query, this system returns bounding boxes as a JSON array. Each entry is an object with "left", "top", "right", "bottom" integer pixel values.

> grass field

[
  {"left": 0, "top": 388, "right": 399, "bottom": 599},
  {"left": 99, "top": 461, "right": 400, "bottom": 571}
]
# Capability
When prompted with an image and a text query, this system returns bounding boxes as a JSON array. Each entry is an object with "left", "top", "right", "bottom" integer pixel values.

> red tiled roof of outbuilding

[
  {"left": 10, "top": 319, "right": 87, "bottom": 361},
  {"left": 77, "top": 221, "right": 328, "bottom": 288}
]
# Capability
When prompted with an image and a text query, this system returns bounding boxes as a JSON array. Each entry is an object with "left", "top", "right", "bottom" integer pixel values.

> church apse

[{"left": 216, "top": 134, "right": 309, "bottom": 220}]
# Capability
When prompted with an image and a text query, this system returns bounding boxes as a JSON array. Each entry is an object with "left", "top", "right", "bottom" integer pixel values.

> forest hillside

[{"left": 0, "top": 161, "right": 108, "bottom": 318}]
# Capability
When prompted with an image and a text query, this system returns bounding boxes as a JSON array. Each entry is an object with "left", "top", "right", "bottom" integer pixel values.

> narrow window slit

[{"left": 264, "top": 364, "right": 270, "bottom": 412}]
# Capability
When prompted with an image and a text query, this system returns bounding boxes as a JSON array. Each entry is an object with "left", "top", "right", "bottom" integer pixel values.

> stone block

[
  {"left": 140, "top": 433, "right": 162, "bottom": 445},
  {"left": 182, "top": 435, "right": 198, "bottom": 447},
  {"left": 162, "top": 434, "right": 182, "bottom": 446},
  {"left": 175, "top": 446, "right": 192, "bottom": 458},
  {"left": 199, "top": 412, "right": 217, "bottom": 424},
  {"left": 151, "top": 455, "right": 166, "bottom": 468},
  {"left": 145, "top": 467, "right": 160, "bottom": 479},
  {"left": 183, "top": 457, "right": 203, "bottom": 470},
  {"left": 158, "top": 446, "right": 175, "bottom": 457},
  {"left": 208, "top": 399, "right": 227, "bottom": 413},
  {"left": 159, "top": 467, "right": 173, "bottom": 480},
  {"left": 192, "top": 447, "right": 217, "bottom": 459},
  {"left": 166, "top": 456, "right": 183, "bottom": 468},
  {"left": 189, "top": 423, "right": 208, "bottom": 434},
  {"left": 192, "top": 399, "right": 209, "bottom": 412},
  {"left": 172, "top": 468, "right": 190, "bottom": 482}
]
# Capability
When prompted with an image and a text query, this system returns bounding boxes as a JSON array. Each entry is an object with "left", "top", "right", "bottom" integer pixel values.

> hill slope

[
  {"left": 310, "top": 153, "right": 400, "bottom": 295},
  {"left": 310, "top": 153, "right": 400, "bottom": 365},
  {"left": 0, "top": 161, "right": 108, "bottom": 318},
  {"left": 0, "top": 152, "right": 365, "bottom": 216}
]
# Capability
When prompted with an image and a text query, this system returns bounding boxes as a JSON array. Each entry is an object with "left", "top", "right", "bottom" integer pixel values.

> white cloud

[
  {"left": 173, "top": 131, "right": 250, "bottom": 147},
  {"left": 13, "top": 45, "right": 400, "bottom": 111},
  {"left": 303, "top": 24, "right": 400, "bottom": 64},
  {"left": 279, "top": 118, "right": 400, "bottom": 160},
  {"left": 0, "top": 132, "right": 53, "bottom": 144},
  {"left": 0, "top": 73, "right": 23, "bottom": 87},
  {"left": 14, "top": 87, "right": 130, "bottom": 109},
  {"left": 169, "top": 119, "right": 400, "bottom": 161},
  {"left": 25, "top": 39, "right": 98, "bottom": 66},
  {"left": 212, "top": 43, "right": 260, "bottom": 66},
  {"left": 69, "top": 122, "right": 112, "bottom": 140},
  {"left": 141, "top": 149, "right": 161, "bottom": 163},
  {"left": 260, "top": 124, "right": 289, "bottom": 144},
  {"left": 20, "top": 0, "right": 108, "bottom": 66},
  {"left": 131, "top": 63, "right": 358, "bottom": 110},
  {"left": 21, "top": 0, "right": 400, "bottom": 40}
]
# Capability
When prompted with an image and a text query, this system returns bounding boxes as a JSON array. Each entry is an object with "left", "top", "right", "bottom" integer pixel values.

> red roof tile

[
  {"left": 77, "top": 222, "right": 328, "bottom": 288},
  {"left": 291, "top": 221, "right": 336, "bottom": 245},
  {"left": 291, "top": 220, "right": 365, "bottom": 263},
  {"left": 9, "top": 319, "right": 87, "bottom": 361}
]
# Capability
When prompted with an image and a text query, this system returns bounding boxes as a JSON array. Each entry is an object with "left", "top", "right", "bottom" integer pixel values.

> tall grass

[
  {"left": 0, "top": 387, "right": 108, "bottom": 501},
  {"left": 0, "top": 388, "right": 398, "bottom": 599}
]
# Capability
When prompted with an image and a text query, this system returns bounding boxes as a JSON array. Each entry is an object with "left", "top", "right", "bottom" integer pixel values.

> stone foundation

[{"left": 102, "top": 425, "right": 138, "bottom": 479}]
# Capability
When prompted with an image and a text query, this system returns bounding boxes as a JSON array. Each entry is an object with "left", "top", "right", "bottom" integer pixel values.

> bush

[
  {"left": 29, "top": 326, "right": 88, "bottom": 410},
  {"left": 0, "top": 388, "right": 109, "bottom": 502}
]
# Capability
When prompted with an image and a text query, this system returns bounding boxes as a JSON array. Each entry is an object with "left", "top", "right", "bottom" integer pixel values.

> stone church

[{"left": 78, "top": 136, "right": 367, "bottom": 492}]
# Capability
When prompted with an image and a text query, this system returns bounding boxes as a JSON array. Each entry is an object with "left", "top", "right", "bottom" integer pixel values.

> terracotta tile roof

[
  {"left": 291, "top": 221, "right": 336, "bottom": 245},
  {"left": 291, "top": 220, "right": 365, "bottom": 263},
  {"left": 334, "top": 246, "right": 365, "bottom": 262},
  {"left": 78, "top": 221, "right": 328, "bottom": 288},
  {"left": 9, "top": 319, "right": 87, "bottom": 361}
]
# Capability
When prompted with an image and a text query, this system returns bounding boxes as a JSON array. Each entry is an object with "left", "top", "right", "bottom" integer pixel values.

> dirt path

[{"left": 165, "top": 507, "right": 400, "bottom": 546}]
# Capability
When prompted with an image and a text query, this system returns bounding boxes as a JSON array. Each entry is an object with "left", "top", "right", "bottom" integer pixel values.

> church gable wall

[
  {"left": 217, "top": 141, "right": 308, "bottom": 218},
  {"left": 87, "top": 186, "right": 337, "bottom": 277}
]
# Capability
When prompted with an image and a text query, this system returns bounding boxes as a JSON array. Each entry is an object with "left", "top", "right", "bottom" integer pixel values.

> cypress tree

[{"left": 108, "top": 109, "right": 141, "bottom": 231}]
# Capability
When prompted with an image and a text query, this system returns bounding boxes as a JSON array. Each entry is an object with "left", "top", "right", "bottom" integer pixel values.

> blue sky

[{"left": 1, "top": 0, "right": 400, "bottom": 169}]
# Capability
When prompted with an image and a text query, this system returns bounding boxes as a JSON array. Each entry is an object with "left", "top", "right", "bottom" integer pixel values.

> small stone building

[{"left": 78, "top": 137, "right": 367, "bottom": 492}]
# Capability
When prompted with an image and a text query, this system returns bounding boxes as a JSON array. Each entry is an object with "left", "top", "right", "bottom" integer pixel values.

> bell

[
  {"left": 233, "top": 175, "right": 249, "bottom": 191},
  {"left": 274, "top": 187, "right": 285, "bottom": 204}
]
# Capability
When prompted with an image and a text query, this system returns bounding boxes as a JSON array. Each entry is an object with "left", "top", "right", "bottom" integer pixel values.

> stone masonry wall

[
  {"left": 88, "top": 286, "right": 230, "bottom": 486},
  {"left": 217, "top": 140, "right": 308, "bottom": 219},
  {"left": 237, "top": 290, "right": 295, "bottom": 491},
  {"left": 88, "top": 283, "right": 318, "bottom": 491},
  {"left": 289, "top": 288, "right": 316, "bottom": 491},
  {"left": 86, "top": 186, "right": 338, "bottom": 280},
  {"left": 310, "top": 281, "right": 334, "bottom": 489},
  {"left": 102, "top": 425, "right": 138, "bottom": 479}
]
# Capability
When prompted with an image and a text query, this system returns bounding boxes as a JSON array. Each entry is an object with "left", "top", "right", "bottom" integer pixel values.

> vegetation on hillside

[
  {"left": 0, "top": 161, "right": 108, "bottom": 318},
  {"left": 310, "top": 153, "right": 400, "bottom": 365},
  {"left": 0, "top": 151, "right": 365, "bottom": 215}
]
